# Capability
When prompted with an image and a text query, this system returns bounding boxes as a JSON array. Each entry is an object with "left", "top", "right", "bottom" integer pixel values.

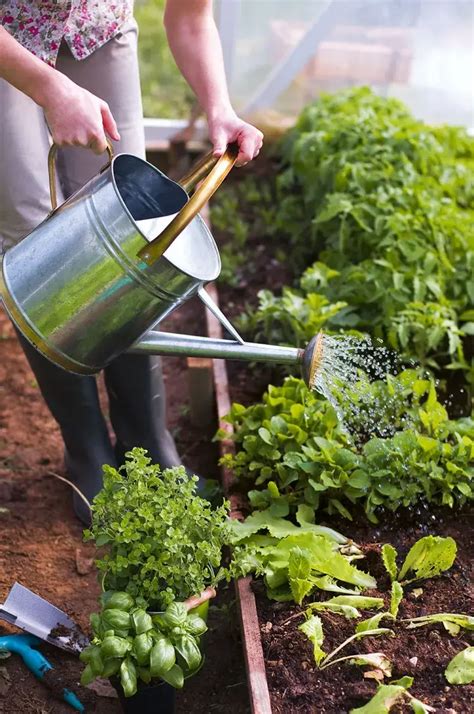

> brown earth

[
  {"left": 0, "top": 300, "right": 249, "bottom": 714},
  {"left": 257, "top": 506, "right": 473, "bottom": 713}
]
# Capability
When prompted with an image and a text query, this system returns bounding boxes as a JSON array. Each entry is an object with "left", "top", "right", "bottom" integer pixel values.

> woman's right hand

[{"left": 39, "top": 71, "right": 120, "bottom": 154}]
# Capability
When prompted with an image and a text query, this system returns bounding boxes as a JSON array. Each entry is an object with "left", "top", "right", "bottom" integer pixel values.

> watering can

[{"left": 0, "top": 144, "right": 324, "bottom": 387}]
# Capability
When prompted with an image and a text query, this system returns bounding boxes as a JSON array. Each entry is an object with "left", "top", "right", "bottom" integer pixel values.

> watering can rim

[{"left": 107, "top": 152, "right": 221, "bottom": 283}]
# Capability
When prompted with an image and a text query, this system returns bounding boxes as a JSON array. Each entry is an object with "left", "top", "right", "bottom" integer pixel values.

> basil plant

[{"left": 80, "top": 591, "right": 207, "bottom": 696}]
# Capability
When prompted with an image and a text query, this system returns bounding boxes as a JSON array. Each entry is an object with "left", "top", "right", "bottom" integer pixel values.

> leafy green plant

[
  {"left": 404, "top": 613, "right": 474, "bottom": 636},
  {"left": 350, "top": 677, "right": 434, "bottom": 713},
  {"left": 219, "top": 374, "right": 473, "bottom": 522},
  {"left": 381, "top": 535, "right": 457, "bottom": 584},
  {"left": 80, "top": 592, "right": 207, "bottom": 695},
  {"left": 298, "top": 613, "right": 393, "bottom": 671},
  {"left": 233, "top": 527, "right": 376, "bottom": 603},
  {"left": 445, "top": 647, "right": 474, "bottom": 684},
  {"left": 84, "top": 448, "right": 236, "bottom": 609},
  {"left": 237, "top": 87, "right": 474, "bottom": 383},
  {"left": 210, "top": 178, "right": 277, "bottom": 287}
]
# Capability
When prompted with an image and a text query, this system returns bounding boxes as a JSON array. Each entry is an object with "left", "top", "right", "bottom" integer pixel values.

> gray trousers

[{"left": 0, "top": 19, "right": 181, "bottom": 519}]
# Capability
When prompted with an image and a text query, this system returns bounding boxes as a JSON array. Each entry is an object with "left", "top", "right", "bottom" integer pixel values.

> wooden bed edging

[{"left": 201, "top": 272, "right": 272, "bottom": 714}]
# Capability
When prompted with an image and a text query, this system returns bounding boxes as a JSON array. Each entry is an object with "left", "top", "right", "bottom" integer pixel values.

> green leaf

[
  {"left": 80, "top": 664, "right": 95, "bottom": 686},
  {"left": 410, "top": 697, "right": 435, "bottom": 713},
  {"left": 309, "top": 602, "right": 360, "bottom": 619},
  {"left": 174, "top": 634, "right": 202, "bottom": 671},
  {"left": 391, "top": 676, "right": 413, "bottom": 688},
  {"left": 390, "top": 582, "right": 404, "bottom": 618},
  {"left": 381, "top": 544, "right": 398, "bottom": 582},
  {"left": 102, "top": 592, "right": 134, "bottom": 611},
  {"left": 405, "top": 613, "right": 474, "bottom": 635},
  {"left": 159, "top": 663, "right": 184, "bottom": 689},
  {"left": 133, "top": 632, "right": 153, "bottom": 666},
  {"left": 120, "top": 658, "right": 137, "bottom": 698},
  {"left": 356, "top": 613, "right": 393, "bottom": 633},
  {"left": 288, "top": 547, "right": 313, "bottom": 604},
  {"left": 350, "top": 684, "right": 408, "bottom": 713},
  {"left": 150, "top": 637, "right": 176, "bottom": 676},
  {"left": 186, "top": 614, "right": 208, "bottom": 636},
  {"left": 101, "top": 658, "right": 121, "bottom": 677},
  {"left": 132, "top": 609, "right": 153, "bottom": 635},
  {"left": 326, "top": 596, "right": 384, "bottom": 610},
  {"left": 445, "top": 647, "right": 474, "bottom": 684},
  {"left": 161, "top": 603, "right": 188, "bottom": 628},
  {"left": 398, "top": 536, "right": 457, "bottom": 583},
  {"left": 100, "top": 636, "right": 131, "bottom": 659},
  {"left": 102, "top": 609, "right": 131, "bottom": 632},
  {"left": 299, "top": 615, "right": 326, "bottom": 666}
]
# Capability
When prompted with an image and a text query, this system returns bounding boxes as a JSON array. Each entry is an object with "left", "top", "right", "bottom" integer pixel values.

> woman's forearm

[
  {"left": 163, "top": 0, "right": 234, "bottom": 121},
  {"left": 163, "top": 0, "right": 263, "bottom": 164},
  {"left": 0, "top": 26, "right": 57, "bottom": 106}
]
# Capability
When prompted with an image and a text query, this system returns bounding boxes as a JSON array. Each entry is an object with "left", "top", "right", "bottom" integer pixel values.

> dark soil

[
  {"left": 256, "top": 506, "right": 473, "bottom": 713},
  {"left": 0, "top": 298, "right": 249, "bottom": 714}
]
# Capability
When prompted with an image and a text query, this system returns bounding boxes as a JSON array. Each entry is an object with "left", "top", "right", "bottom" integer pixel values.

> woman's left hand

[{"left": 208, "top": 111, "right": 263, "bottom": 166}]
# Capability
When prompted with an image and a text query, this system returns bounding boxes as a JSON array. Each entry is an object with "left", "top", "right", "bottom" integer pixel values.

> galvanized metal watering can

[{"left": 0, "top": 145, "right": 323, "bottom": 387}]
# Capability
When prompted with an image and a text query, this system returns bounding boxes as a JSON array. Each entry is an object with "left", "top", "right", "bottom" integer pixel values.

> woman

[{"left": 0, "top": 0, "right": 263, "bottom": 523}]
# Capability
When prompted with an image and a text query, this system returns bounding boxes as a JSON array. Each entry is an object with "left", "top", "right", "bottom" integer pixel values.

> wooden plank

[{"left": 201, "top": 203, "right": 272, "bottom": 713}]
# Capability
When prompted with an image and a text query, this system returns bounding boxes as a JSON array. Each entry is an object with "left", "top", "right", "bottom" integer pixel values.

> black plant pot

[{"left": 111, "top": 678, "right": 175, "bottom": 714}]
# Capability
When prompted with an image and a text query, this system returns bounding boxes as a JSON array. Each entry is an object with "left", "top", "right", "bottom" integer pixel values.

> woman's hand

[
  {"left": 0, "top": 26, "right": 119, "bottom": 154},
  {"left": 39, "top": 71, "right": 120, "bottom": 154},
  {"left": 208, "top": 110, "right": 263, "bottom": 166}
]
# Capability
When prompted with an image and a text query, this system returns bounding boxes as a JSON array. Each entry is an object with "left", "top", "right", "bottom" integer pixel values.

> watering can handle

[
  {"left": 137, "top": 143, "right": 239, "bottom": 267},
  {"left": 47, "top": 142, "right": 114, "bottom": 211}
]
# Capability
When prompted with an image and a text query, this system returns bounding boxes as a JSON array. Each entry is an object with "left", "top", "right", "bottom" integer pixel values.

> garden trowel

[{"left": 0, "top": 582, "right": 89, "bottom": 654}]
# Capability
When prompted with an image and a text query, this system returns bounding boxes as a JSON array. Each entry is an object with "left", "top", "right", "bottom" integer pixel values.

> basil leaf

[
  {"left": 132, "top": 609, "right": 153, "bottom": 635},
  {"left": 150, "top": 637, "right": 176, "bottom": 676},
  {"left": 120, "top": 658, "right": 137, "bottom": 698},
  {"left": 159, "top": 663, "right": 184, "bottom": 689},
  {"left": 174, "top": 634, "right": 202, "bottom": 671},
  {"left": 133, "top": 632, "right": 153, "bottom": 666}
]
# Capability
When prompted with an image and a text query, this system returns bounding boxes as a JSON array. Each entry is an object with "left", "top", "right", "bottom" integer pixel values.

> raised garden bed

[{"left": 206, "top": 104, "right": 474, "bottom": 711}]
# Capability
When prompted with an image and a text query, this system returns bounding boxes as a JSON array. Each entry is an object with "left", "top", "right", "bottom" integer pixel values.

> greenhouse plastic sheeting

[{"left": 216, "top": 0, "right": 474, "bottom": 127}]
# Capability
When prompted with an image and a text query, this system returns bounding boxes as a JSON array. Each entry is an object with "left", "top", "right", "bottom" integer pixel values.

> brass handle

[
  {"left": 47, "top": 141, "right": 114, "bottom": 211},
  {"left": 137, "top": 143, "right": 238, "bottom": 266}
]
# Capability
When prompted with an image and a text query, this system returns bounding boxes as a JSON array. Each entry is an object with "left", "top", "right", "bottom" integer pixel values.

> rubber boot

[
  {"left": 104, "top": 353, "right": 181, "bottom": 468},
  {"left": 15, "top": 330, "right": 116, "bottom": 524},
  {"left": 104, "top": 353, "right": 208, "bottom": 493}
]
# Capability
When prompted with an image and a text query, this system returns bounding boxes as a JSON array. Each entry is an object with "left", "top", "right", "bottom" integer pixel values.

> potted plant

[{"left": 80, "top": 447, "right": 240, "bottom": 713}]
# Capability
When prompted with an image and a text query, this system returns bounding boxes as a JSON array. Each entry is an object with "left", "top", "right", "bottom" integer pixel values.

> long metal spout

[{"left": 130, "top": 330, "right": 325, "bottom": 388}]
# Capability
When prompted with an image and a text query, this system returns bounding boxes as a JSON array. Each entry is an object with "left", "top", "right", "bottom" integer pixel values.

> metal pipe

[{"left": 130, "top": 331, "right": 303, "bottom": 366}]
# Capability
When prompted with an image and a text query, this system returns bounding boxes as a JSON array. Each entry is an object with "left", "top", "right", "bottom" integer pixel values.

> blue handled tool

[{"left": 0, "top": 633, "right": 84, "bottom": 712}]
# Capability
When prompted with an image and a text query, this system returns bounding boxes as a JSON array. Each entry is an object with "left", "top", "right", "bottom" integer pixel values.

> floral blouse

[{"left": 1, "top": 1, "right": 133, "bottom": 65}]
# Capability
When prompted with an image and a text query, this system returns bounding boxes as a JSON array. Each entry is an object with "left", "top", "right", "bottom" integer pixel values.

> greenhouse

[{"left": 0, "top": 1, "right": 472, "bottom": 713}]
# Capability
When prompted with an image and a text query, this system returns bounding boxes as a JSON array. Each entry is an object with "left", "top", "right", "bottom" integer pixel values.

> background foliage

[
  {"left": 214, "top": 88, "right": 474, "bottom": 387},
  {"left": 135, "top": 0, "right": 193, "bottom": 118}
]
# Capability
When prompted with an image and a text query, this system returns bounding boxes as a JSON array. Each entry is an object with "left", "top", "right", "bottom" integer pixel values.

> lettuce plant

[{"left": 220, "top": 374, "right": 473, "bottom": 522}]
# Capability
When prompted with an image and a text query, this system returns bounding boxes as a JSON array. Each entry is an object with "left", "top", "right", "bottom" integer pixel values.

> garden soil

[
  {"left": 256, "top": 506, "right": 473, "bottom": 713},
  {"left": 0, "top": 301, "right": 250, "bottom": 714}
]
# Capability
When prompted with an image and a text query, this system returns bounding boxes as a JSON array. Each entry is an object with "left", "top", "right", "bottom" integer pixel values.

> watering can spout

[{"left": 130, "top": 331, "right": 325, "bottom": 389}]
